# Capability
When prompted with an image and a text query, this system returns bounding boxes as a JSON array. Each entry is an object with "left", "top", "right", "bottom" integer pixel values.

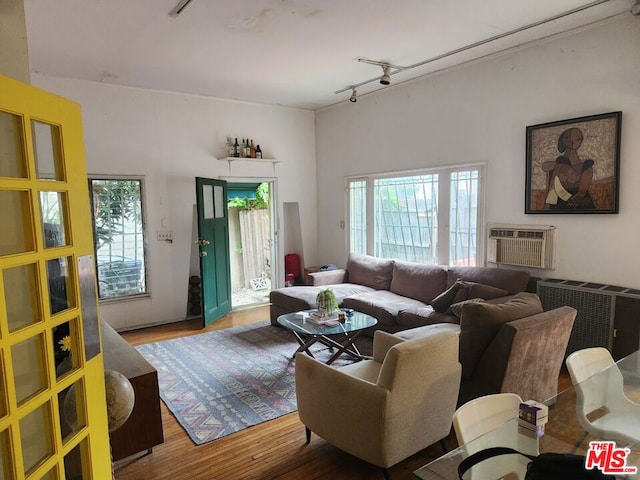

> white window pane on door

[
  {"left": 31, "top": 120, "right": 63, "bottom": 181},
  {"left": 3, "top": 263, "right": 41, "bottom": 333},
  {"left": 0, "top": 428, "right": 13, "bottom": 478},
  {"left": 40, "top": 191, "right": 68, "bottom": 248},
  {"left": 12, "top": 335, "right": 47, "bottom": 405},
  {"left": 19, "top": 402, "right": 54, "bottom": 474},
  {"left": 0, "top": 110, "right": 27, "bottom": 178},
  {"left": 0, "top": 190, "right": 35, "bottom": 256},
  {"left": 214, "top": 185, "right": 224, "bottom": 219},
  {"left": 203, "top": 185, "right": 213, "bottom": 219},
  {"left": 46, "top": 256, "right": 75, "bottom": 315}
]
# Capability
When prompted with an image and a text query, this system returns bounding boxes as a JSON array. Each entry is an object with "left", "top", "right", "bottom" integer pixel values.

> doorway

[{"left": 227, "top": 181, "right": 275, "bottom": 309}]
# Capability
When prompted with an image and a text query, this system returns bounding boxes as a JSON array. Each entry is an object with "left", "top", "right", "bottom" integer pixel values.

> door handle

[
  {"left": 200, "top": 251, "right": 208, "bottom": 257},
  {"left": 195, "top": 239, "right": 211, "bottom": 246}
]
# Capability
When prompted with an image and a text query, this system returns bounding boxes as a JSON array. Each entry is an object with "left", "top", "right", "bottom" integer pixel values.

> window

[
  {"left": 348, "top": 166, "right": 483, "bottom": 266},
  {"left": 89, "top": 178, "right": 147, "bottom": 299}
]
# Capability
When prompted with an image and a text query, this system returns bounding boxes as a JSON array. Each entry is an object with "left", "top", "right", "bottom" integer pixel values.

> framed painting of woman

[{"left": 525, "top": 111, "right": 622, "bottom": 214}]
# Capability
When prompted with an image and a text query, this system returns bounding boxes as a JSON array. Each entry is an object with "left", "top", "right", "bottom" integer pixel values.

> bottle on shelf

[
  {"left": 244, "top": 139, "right": 251, "bottom": 158},
  {"left": 250, "top": 139, "right": 256, "bottom": 158},
  {"left": 226, "top": 137, "right": 235, "bottom": 157},
  {"left": 233, "top": 138, "right": 240, "bottom": 157},
  {"left": 255, "top": 144, "right": 262, "bottom": 159}
]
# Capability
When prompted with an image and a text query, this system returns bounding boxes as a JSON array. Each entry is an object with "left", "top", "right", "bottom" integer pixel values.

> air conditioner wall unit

[{"left": 487, "top": 224, "right": 556, "bottom": 269}]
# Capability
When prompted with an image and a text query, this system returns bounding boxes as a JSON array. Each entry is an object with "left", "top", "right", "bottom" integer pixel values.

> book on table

[{"left": 307, "top": 310, "right": 339, "bottom": 325}]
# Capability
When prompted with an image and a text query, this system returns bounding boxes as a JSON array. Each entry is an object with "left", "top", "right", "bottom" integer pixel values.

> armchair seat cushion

[{"left": 395, "top": 323, "right": 461, "bottom": 341}]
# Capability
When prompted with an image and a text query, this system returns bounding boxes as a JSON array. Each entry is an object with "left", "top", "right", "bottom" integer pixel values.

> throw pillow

[
  {"left": 458, "top": 292, "right": 543, "bottom": 379},
  {"left": 430, "top": 280, "right": 468, "bottom": 313},
  {"left": 452, "top": 281, "right": 510, "bottom": 303},
  {"left": 448, "top": 297, "right": 485, "bottom": 317}
]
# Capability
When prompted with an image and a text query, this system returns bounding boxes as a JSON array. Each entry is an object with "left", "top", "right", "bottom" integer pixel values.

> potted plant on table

[{"left": 316, "top": 288, "right": 339, "bottom": 315}]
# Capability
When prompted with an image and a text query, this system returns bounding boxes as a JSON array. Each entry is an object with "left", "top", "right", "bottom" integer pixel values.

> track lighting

[
  {"left": 632, "top": 0, "right": 640, "bottom": 15},
  {"left": 379, "top": 66, "right": 391, "bottom": 85},
  {"left": 349, "top": 88, "right": 357, "bottom": 103}
]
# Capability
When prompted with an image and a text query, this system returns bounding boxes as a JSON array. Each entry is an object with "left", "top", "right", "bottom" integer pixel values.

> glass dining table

[{"left": 414, "top": 350, "right": 640, "bottom": 480}]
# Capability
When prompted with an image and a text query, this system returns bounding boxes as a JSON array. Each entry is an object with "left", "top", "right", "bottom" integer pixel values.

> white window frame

[
  {"left": 346, "top": 164, "right": 485, "bottom": 266},
  {"left": 88, "top": 175, "right": 149, "bottom": 301}
]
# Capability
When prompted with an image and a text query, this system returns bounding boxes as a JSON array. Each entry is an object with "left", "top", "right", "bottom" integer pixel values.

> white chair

[
  {"left": 566, "top": 347, "right": 640, "bottom": 447},
  {"left": 453, "top": 393, "right": 523, "bottom": 446},
  {"left": 453, "top": 393, "right": 534, "bottom": 479}
]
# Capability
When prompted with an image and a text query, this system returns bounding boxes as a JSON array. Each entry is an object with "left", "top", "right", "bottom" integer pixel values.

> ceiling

[{"left": 23, "top": 0, "right": 634, "bottom": 111}]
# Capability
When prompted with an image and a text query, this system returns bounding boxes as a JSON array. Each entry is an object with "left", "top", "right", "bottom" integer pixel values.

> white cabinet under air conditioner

[{"left": 487, "top": 224, "right": 556, "bottom": 269}]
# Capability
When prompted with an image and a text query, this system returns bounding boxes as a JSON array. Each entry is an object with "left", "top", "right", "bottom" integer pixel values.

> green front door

[{"left": 195, "top": 177, "right": 232, "bottom": 326}]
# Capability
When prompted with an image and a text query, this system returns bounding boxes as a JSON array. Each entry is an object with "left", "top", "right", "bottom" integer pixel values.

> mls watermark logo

[{"left": 586, "top": 441, "right": 638, "bottom": 475}]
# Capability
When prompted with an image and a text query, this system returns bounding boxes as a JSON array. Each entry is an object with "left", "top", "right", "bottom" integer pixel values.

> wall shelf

[
  {"left": 221, "top": 157, "right": 279, "bottom": 163},
  {"left": 219, "top": 157, "right": 280, "bottom": 175}
]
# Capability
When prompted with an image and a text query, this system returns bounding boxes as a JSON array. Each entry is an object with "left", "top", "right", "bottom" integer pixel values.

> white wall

[
  {"left": 32, "top": 75, "right": 317, "bottom": 330},
  {"left": 315, "top": 15, "right": 640, "bottom": 289},
  {"left": 0, "top": 0, "right": 30, "bottom": 83}
]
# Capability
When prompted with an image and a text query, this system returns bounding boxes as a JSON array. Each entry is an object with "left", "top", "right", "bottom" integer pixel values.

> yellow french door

[{"left": 0, "top": 75, "right": 111, "bottom": 479}]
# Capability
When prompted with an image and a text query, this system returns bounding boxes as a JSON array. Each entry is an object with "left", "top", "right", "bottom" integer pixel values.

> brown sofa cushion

[
  {"left": 390, "top": 261, "right": 447, "bottom": 304},
  {"left": 459, "top": 292, "right": 543, "bottom": 379},
  {"left": 346, "top": 253, "right": 394, "bottom": 290},
  {"left": 343, "top": 291, "right": 426, "bottom": 332},
  {"left": 447, "top": 267, "right": 529, "bottom": 294}
]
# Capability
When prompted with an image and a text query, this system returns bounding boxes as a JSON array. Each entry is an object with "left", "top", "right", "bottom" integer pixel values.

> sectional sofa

[
  {"left": 270, "top": 253, "right": 577, "bottom": 404},
  {"left": 269, "top": 252, "right": 533, "bottom": 332}
]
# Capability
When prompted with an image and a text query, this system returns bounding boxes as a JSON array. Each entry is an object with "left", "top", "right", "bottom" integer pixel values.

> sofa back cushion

[
  {"left": 459, "top": 292, "right": 543, "bottom": 379},
  {"left": 346, "top": 253, "right": 394, "bottom": 290},
  {"left": 390, "top": 261, "right": 447, "bottom": 303},
  {"left": 447, "top": 266, "right": 529, "bottom": 295}
]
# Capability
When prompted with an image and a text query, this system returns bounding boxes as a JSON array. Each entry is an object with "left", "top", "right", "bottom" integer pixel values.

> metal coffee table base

[{"left": 291, "top": 329, "right": 366, "bottom": 365}]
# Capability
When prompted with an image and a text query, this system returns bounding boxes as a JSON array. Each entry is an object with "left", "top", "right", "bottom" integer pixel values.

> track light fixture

[
  {"left": 632, "top": 0, "right": 640, "bottom": 15},
  {"left": 379, "top": 66, "right": 392, "bottom": 85},
  {"left": 335, "top": 1, "right": 614, "bottom": 104},
  {"left": 349, "top": 88, "right": 357, "bottom": 103},
  {"left": 169, "top": 0, "right": 194, "bottom": 17}
]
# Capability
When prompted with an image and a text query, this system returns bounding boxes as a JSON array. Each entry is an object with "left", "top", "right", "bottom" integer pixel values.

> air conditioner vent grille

[
  {"left": 489, "top": 229, "right": 515, "bottom": 238},
  {"left": 517, "top": 231, "right": 544, "bottom": 239},
  {"left": 487, "top": 224, "right": 556, "bottom": 269}
]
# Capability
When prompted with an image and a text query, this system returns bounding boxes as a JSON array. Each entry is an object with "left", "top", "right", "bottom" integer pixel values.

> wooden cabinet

[{"left": 101, "top": 321, "right": 164, "bottom": 460}]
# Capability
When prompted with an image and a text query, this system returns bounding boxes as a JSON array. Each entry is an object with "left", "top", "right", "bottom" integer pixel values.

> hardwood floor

[{"left": 114, "top": 306, "right": 570, "bottom": 480}]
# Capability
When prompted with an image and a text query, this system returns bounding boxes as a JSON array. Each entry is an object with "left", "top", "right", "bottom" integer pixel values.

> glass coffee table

[{"left": 276, "top": 310, "right": 377, "bottom": 365}]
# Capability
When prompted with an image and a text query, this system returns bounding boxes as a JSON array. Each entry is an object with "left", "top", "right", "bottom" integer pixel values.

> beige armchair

[{"left": 295, "top": 329, "right": 461, "bottom": 479}]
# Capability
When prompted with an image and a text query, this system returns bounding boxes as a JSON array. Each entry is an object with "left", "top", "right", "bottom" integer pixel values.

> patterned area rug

[{"left": 136, "top": 320, "right": 372, "bottom": 445}]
